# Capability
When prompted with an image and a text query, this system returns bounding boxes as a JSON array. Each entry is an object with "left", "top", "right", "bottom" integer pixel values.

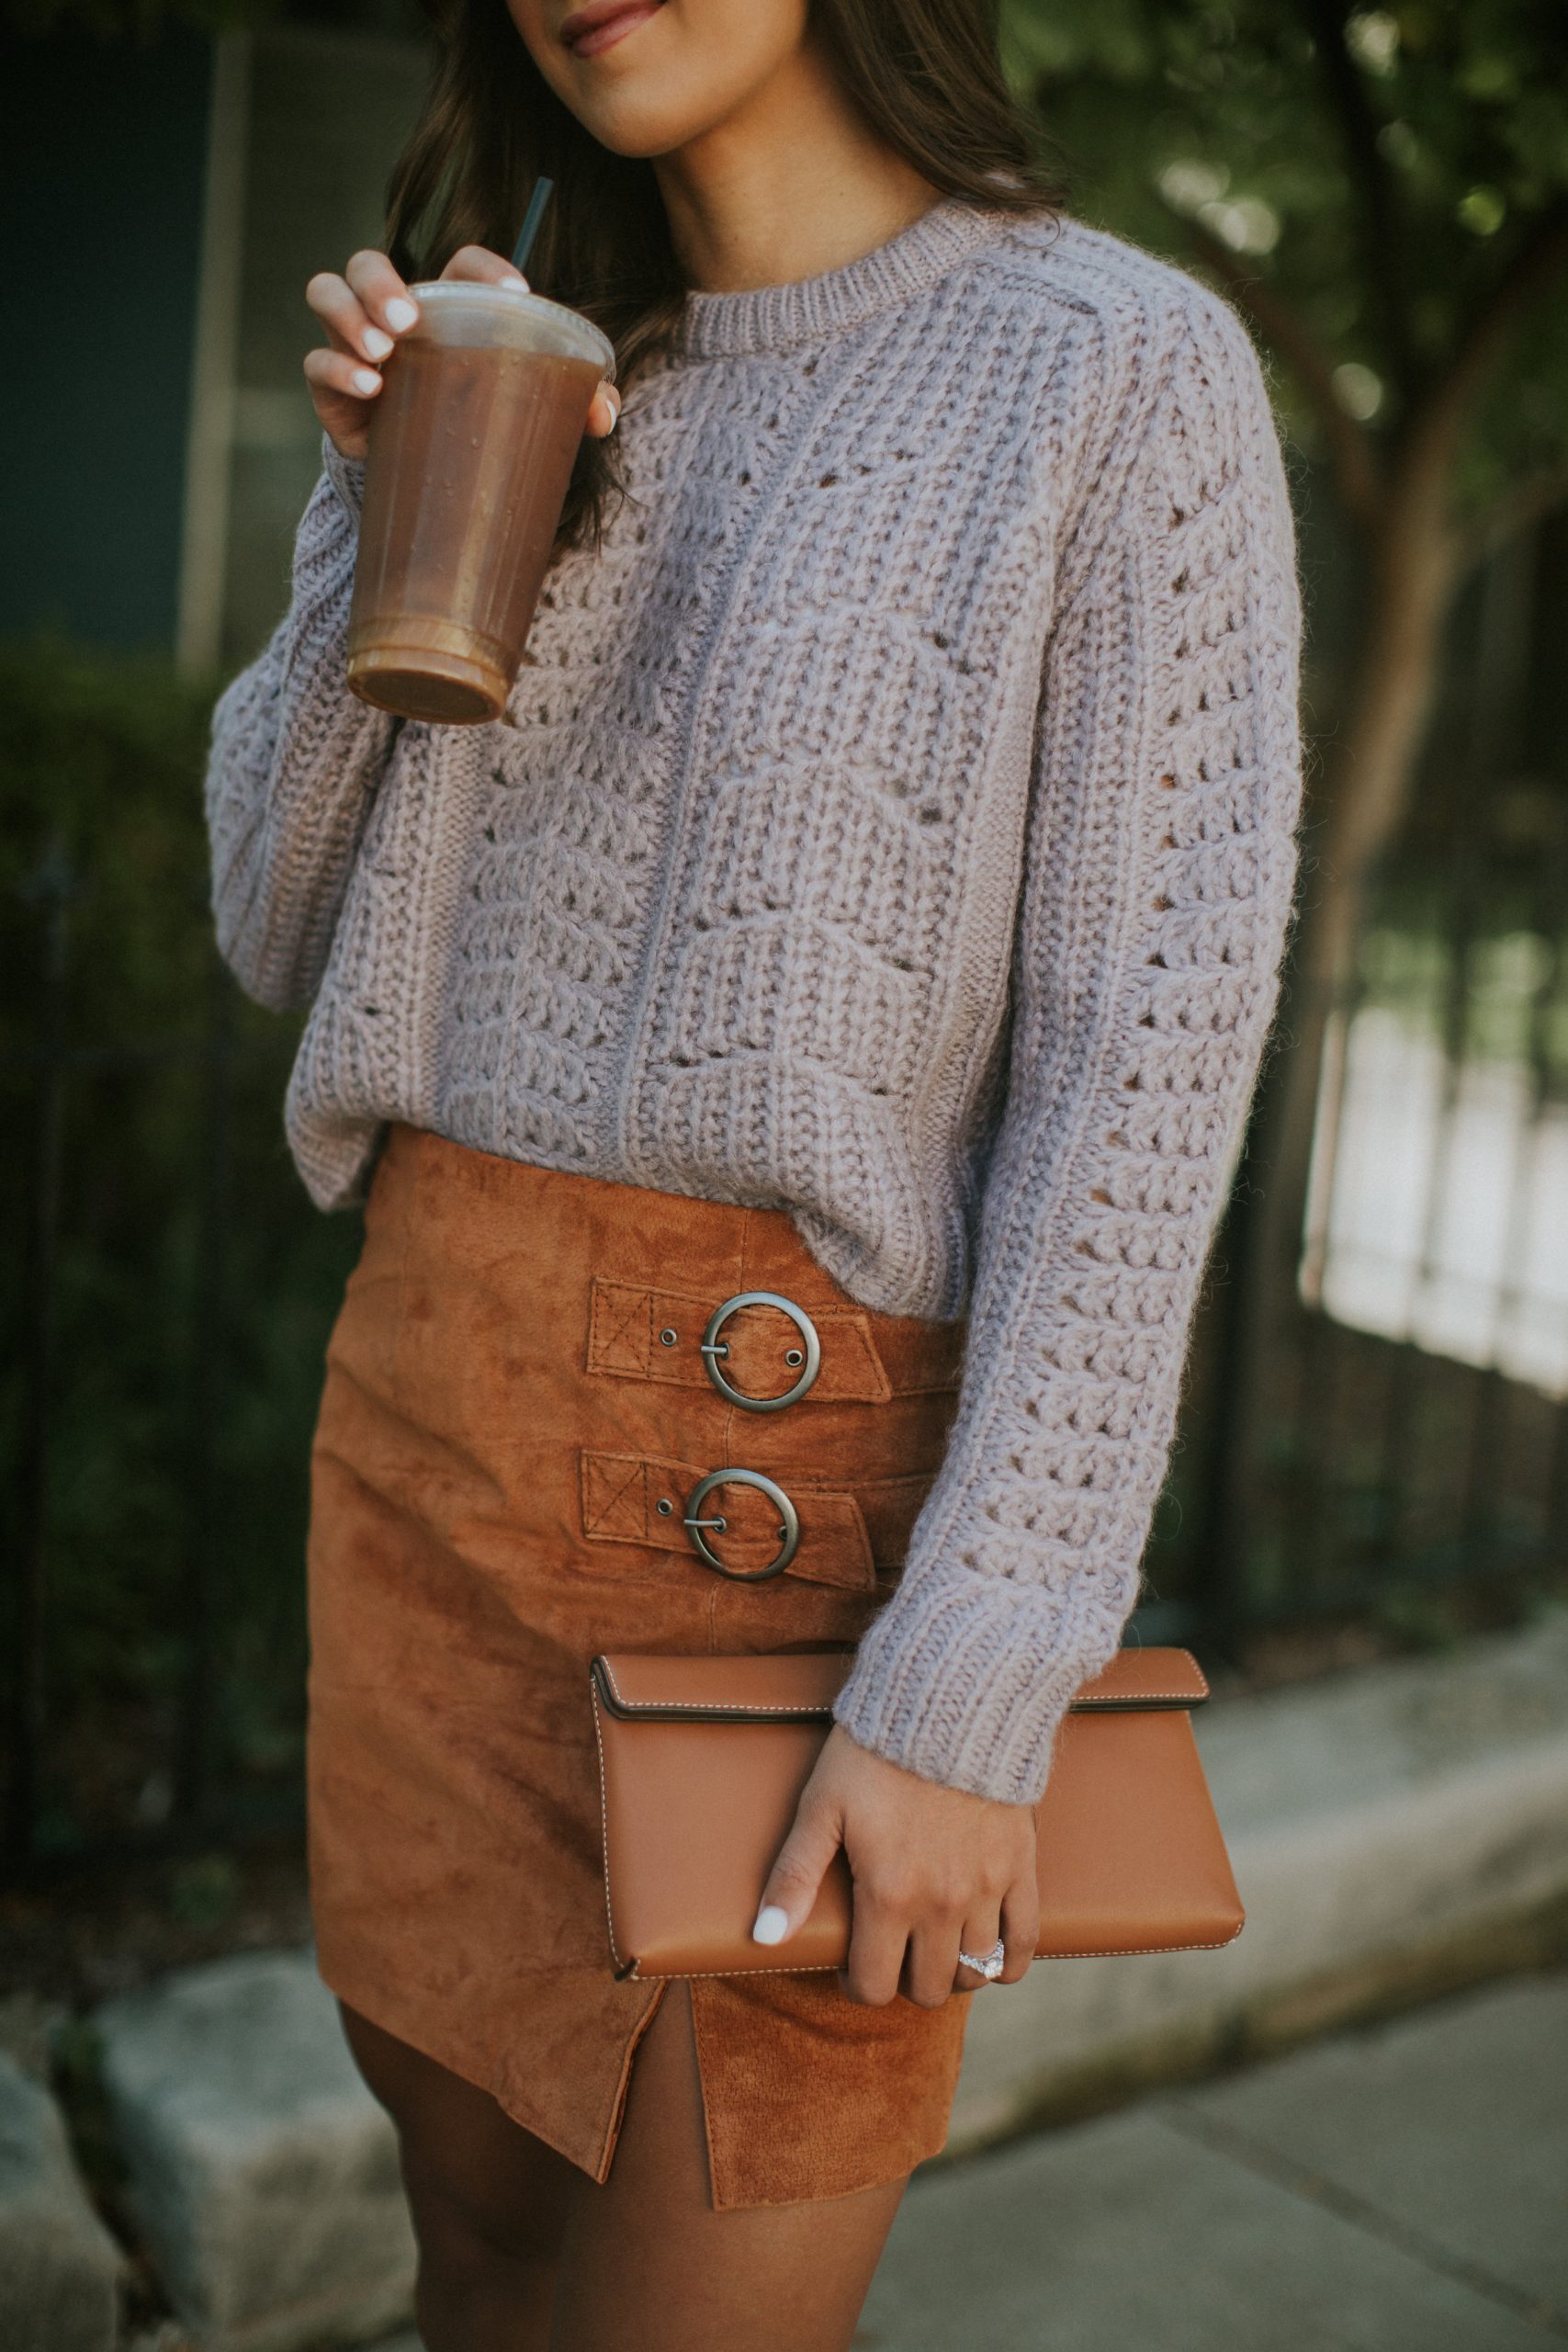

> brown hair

[{"left": 386, "top": 0, "right": 1062, "bottom": 550}]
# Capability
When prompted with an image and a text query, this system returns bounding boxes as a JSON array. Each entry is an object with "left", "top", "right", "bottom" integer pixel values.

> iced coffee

[{"left": 347, "top": 282, "right": 615, "bottom": 726}]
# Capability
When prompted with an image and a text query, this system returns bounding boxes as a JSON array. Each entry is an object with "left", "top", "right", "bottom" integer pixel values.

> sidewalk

[
  {"left": 856, "top": 1970, "right": 1568, "bottom": 2350},
  {"left": 368, "top": 1971, "right": 1567, "bottom": 2351}
]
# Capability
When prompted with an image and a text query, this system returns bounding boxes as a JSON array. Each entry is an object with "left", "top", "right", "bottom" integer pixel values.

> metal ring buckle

[
  {"left": 700, "top": 1291, "right": 822, "bottom": 1413},
  {"left": 683, "top": 1469, "right": 800, "bottom": 1581}
]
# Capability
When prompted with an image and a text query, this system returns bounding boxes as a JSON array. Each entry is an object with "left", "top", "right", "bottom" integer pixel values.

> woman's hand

[
  {"left": 752, "top": 1724, "right": 1040, "bottom": 2006},
  {"left": 303, "top": 245, "right": 621, "bottom": 463}
]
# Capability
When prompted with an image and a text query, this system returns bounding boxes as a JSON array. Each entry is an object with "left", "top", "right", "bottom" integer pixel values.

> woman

[{"left": 207, "top": 0, "right": 1303, "bottom": 2344}]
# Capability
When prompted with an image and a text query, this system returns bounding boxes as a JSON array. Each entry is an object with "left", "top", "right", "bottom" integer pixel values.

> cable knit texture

[{"left": 207, "top": 202, "right": 1303, "bottom": 1805}]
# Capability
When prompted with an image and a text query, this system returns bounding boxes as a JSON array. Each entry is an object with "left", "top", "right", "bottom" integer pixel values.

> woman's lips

[{"left": 558, "top": 0, "right": 663, "bottom": 59}]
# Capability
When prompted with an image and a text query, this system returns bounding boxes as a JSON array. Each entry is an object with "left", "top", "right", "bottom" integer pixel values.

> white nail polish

[
  {"left": 352, "top": 368, "right": 381, "bottom": 395},
  {"left": 751, "top": 1905, "right": 789, "bottom": 1946},
  {"left": 385, "top": 298, "right": 418, "bottom": 331},
  {"left": 362, "top": 327, "right": 393, "bottom": 360}
]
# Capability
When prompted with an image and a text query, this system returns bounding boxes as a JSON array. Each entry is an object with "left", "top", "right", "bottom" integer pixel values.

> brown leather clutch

[{"left": 589, "top": 1647, "right": 1244, "bottom": 1980}]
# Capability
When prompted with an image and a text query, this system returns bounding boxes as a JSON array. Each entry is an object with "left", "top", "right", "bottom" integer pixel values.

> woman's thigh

[
  {"left": 338, "top": 2001, "right": 580, "bottom": 2267},
  {"left": 550, "top": 1983, "right": 909, "bottom": 2352},
  {"left": 341, "top": 1991, "right": 910, "bottom": 2352}
]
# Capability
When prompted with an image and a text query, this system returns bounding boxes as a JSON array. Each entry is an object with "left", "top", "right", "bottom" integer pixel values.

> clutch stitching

[{"left": 595, "top": 1655, "right": 1210, "bottom": 1716}]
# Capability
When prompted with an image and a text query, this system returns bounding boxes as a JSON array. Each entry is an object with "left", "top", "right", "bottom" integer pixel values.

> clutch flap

[
  {"left": 592, "top": 1650, "right": 851, "bottom": 1721},
  {"left": 592, "top": 1645, "right": 1209, "bottom": 1724}
]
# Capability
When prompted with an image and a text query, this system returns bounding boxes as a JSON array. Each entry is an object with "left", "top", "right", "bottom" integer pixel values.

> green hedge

[{"left": 1, "top": 640, "right": 359, "bottom": 1858}]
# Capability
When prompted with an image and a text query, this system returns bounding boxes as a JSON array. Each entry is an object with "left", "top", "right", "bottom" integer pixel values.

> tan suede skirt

[{"left": 307, "top": 1123, "right": 973, "bottom": 2210}]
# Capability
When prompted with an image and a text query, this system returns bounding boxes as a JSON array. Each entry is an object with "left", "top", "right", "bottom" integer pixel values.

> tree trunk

[{"left": 1235, "top": 462, "right": 1460, "bottom": 1440}]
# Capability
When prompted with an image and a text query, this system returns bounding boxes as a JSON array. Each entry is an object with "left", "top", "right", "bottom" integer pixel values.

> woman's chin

[
  {"left": 559, "top": 91, "right": 726, "bottom": 161},
  {"left": 533, "top": 4, "right": 812, "bottom": 164}
]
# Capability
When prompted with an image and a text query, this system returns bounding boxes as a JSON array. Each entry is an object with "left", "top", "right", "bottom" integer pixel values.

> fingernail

[
  {"left": 751, "top": 1905, "right": 789, "bottom": 1946},
  {"left": 606, "top": 392, "right": 622, "bottom": 431},
  {"left": 362, "top": 326, "right": 393, "bottom": 359},
  {"left": 385, "top": 298, "right": 418, "bottom": 331},
  {"left": 352, "top": 368, "right": 381, "bottom": 395}
]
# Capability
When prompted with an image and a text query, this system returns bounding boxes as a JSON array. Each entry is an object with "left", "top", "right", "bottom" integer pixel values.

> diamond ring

[{"left": 956, "top": 1939, "right": 1007, "bottom": 1984}]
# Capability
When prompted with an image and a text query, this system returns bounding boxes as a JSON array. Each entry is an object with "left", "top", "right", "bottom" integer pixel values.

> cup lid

[{"left": 405, "top": 280, "right": 615, "bottom": 380}]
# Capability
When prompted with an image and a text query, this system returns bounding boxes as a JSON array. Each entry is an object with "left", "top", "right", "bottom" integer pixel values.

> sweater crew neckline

[{"left": 671, "top": 196, "right": 1022, "bottom": 361}]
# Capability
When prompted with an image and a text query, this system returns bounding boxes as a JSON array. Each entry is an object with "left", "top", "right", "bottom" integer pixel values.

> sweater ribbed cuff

[
  {"left": 322, "top": 437, "right": 367, "bottom": 521},
  {"left": 832, "top": 1580, "right": 1126, "bottom": 1807}
]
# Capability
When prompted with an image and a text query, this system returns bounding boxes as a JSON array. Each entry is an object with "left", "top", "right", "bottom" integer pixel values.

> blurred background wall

[
  {"left": 1, "top": 21, "right": 430, "bottom": 665},
  {"left": 2, "top": 2, "right": 1565, "bottom": 1905}
]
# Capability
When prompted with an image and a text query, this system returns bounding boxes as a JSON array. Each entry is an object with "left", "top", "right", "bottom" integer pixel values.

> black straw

[{"left": 510, "top": 177, "right": 555, "bottom": 277}]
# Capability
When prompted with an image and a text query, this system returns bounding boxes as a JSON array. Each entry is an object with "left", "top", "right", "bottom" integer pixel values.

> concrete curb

[{"left": 951, "top": 1610, "right": 1568, "bottom": 2148}]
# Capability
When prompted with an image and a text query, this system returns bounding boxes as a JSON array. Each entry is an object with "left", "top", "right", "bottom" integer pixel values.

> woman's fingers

[
  {"left": 302, "top": 347, "right": 385, "bottom": 461},
  {"left": 440, "top": 243, "right": 528, "bottom": 289},
  {"left": 946, "top": 1864, "right": 1039, "bottom": 1996},
  {"left": 305, "top": 345, "right": 384, "bottom": 404},
  {"left": 998, "top": 1861, "right": 1041, "bottom": 1986},
  {"left": 843, "top": 1886, "right": 912, "bottom": 2008},
  {"left": 754, "top": 1726, "right": 1039, "bottom": 2009},
  {"left": 307, "top": 270, "right": 392, "bottom": 365},
  {"left": 304, "top": 252, "right": 423, "bottom": 459},
  {"left": 344, "top": 248, "right": 421, "bottom": 339},
  {"left": 904, "top": 1905, "right": 973, "bottom": 2008},
  {"left": 950, "top": 1903, "right": 1005, "bottom": 1997},
  {"left": 586, "top": 382, "right": 621, "bottom": 439},
  {"left": 751, "top": 1786, "right": 841, "bottom": 1949}
]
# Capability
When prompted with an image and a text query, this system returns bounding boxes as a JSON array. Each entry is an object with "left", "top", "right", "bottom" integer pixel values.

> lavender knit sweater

[{"left": 207, "top": 199, "right": 1303, "bottom": 1807}]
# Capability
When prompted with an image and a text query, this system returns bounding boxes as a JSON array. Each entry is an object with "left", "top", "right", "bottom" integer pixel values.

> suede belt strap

[
  {"left": 578, "top": 1450, "right": 941, "bottom": 1590},
  {"left": 586, "top": 1278, "right": 963, "bottom": 1404}
]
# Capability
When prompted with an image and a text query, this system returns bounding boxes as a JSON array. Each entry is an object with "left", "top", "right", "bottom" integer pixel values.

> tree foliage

[
  {"left": 1006, "top": 0, "right": 1568, "bottom": 556},
  {"left": 1004, "top": 0, "right": 1568, "bottom": 1356}
]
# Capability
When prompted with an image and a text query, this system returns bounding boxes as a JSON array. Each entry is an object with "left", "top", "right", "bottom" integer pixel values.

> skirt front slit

[{"left": 307, "top": 1122, "right": 973, "bottom": 2209}]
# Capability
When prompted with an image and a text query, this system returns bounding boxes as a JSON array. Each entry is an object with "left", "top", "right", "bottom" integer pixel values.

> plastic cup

[{"left": 346, "top": 282, "right": 615, "bottom": 726}]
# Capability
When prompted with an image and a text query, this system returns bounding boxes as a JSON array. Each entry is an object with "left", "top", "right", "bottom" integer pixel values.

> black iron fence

[
  {"left": 1143, "top": 778, "right": 1568, "bottom": 1647},
  {"left": 6, "top": 808, "right": 1566, "bottom": 1879}
]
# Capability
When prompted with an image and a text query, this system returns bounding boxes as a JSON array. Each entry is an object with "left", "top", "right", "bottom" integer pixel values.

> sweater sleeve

[
  {"left": 831, "top": 297, "right": 1304, "bottom": 1806},
  {"left": 204, "top": 441, "right": 397, "bottom": 1012}
]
